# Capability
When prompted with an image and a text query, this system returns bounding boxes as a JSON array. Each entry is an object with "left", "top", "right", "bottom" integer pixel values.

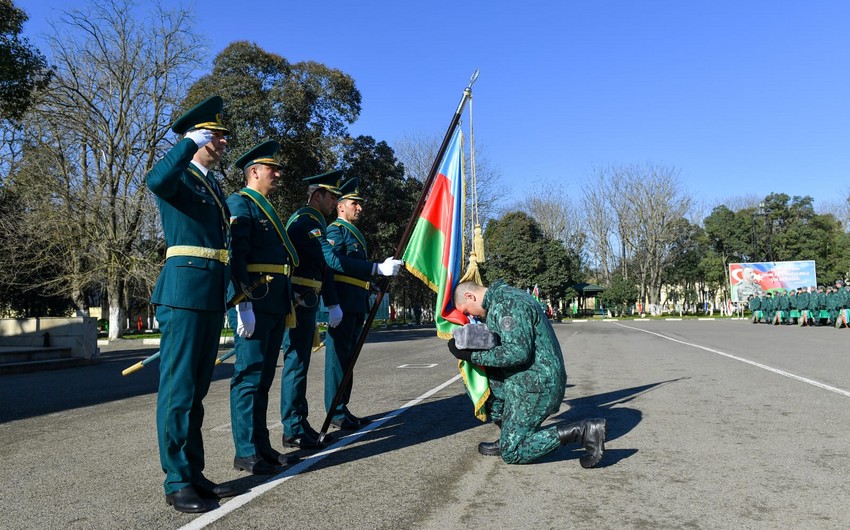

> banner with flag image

[{"left": 402, "top": 127, "right": 490, "bottom": 420}]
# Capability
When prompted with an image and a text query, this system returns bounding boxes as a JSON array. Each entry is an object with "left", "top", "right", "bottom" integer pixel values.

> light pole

[{"left": 759, "top": 201, "right": 773, "bottom": 262}]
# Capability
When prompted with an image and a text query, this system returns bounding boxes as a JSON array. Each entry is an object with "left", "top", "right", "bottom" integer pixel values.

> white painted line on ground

[
  {"left": 398, "top": 363, "right": 438, "bottom": 368},
  {"left": 665, "top": 318, "right": 683, "bottom": 321},
  {"left": 602, "top": 319, "right": 619, "bottom": 322},
  {"left": 178, "top": 374, "right": 463, "bottom": 530},
  {"left": 567, "top": 319, "right": 588, "bottom": 323},
  {"left": 697, "top": 318, "right": 716, "bottom": 321},
  {"left": 616, "top": 323, "right": 850, "bottom": 398}
]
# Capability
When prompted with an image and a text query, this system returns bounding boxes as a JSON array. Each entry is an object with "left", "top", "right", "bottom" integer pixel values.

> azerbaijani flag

[
  {"left": 403, "top": 127, "right": 468, "bottom": 337},
  {"left": 403, "top": 127, "right": 490, "bottom": 421},
  {"left": 532, "top": 284, "right": 542, "bottom": 304}
]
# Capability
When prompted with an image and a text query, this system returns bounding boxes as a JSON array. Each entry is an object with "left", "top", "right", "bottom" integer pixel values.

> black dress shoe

[
  {"left": 259, "top": 447, "right": 300, "bottom": 467},
  {"left": 283, "top": 432, "right": 322, "bottom": 449},
  {"left": 344, "top": 411, "right": 372, "bottom": 427},
  {"left": 194, "top": 476, "right": 240, "bottom": 499},
  {"left": 234, "top": 455, "right": 282, "bottom": 475},
  {"left": 330, "top": 416, "right": 360, "bottom": 431},
  {"left": 478, "top": 439, "right": 501, "bottom": 456},
  {"left": 165, "top": 486, "right": 215, "bottom": 513}
]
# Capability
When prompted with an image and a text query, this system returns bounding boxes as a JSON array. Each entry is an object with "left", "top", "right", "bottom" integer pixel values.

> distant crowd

[{"left": 748, "top": 280, "right": 850, "bottom": 327}]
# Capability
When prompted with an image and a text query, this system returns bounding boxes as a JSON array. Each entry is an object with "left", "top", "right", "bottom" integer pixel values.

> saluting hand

[{"left": 185, "top": 129, "right": 213, "bottom": 148}]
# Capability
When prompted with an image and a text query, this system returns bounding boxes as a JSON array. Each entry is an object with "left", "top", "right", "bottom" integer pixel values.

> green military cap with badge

[
  {"left": 303, "top": 169, "right": 343, "bottom": 195},
  {"left": 171, "top": 95, "right": 230, "bottom": 135},
  {"left": 235, "top": 140, "right": 283, "bottom": 171},
  {"left": 338, "top": 177, "right": 364, "bottom": 202}
]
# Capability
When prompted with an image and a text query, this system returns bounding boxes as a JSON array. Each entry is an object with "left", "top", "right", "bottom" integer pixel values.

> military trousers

[
  {"left": 227, "top": 307, "right": 285, "bottom": 458},
  {"left": 155, "top": 305, "right": 222, "bottom": 494},
  {"left": 488, "top": 372, "right": 564, "bottom": 465},
  {"left": 280, "top": 304, "right": 317, "bottom": 437},
  {"left": 324, "top": 312, "right": 365, "bottom": 420}
]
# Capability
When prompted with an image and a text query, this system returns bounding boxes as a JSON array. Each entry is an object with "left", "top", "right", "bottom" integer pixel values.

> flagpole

[{"left": 317, "top": 70, "right": 479, "bottom": 443}]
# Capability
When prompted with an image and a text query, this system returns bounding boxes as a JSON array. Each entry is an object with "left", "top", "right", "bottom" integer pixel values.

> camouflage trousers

[{"left": 487, "top": 373, "right": 565, "bottom": 464}]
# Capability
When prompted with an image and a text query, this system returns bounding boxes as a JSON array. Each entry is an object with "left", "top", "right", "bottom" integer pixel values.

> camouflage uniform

[{"left": 468, "top": 281, "right": 567, "bottom": 464}]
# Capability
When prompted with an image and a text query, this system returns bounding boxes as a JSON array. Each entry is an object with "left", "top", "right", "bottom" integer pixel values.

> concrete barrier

[{"left": 0, "top": 317, "right": 99, "bottom": 360}]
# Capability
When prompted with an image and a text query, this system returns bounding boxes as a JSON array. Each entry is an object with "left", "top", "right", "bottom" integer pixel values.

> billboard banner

[{"left": 729, "top": 261, "right": 817, "bottom": 302}]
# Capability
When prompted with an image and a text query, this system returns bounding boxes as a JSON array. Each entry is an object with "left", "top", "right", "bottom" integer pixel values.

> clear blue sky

[{"left": 17, "top": 0, "right": 850, "bottom": 211}]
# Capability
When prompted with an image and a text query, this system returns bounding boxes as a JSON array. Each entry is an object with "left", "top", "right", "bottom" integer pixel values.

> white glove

[
  {"left": 236, "top": 302, "right": 255, "bottom": 338},
  {"left": 374, "top": 257, "right": 404, "bottom": 276},
  {"left": 185, "top": 129, "right": 213, "bottom": 148},
  {"left": 328, "top": 304, "right": 343, "bottom": 328}
]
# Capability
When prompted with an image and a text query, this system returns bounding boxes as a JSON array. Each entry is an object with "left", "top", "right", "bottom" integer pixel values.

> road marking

[
  {"left": 616, "top": 323, "right": 850, "bottom": 398},
  {"left": 178, "top": 374, "right": 463, "bottom": 530},
  {"left": 397, "top": 363, "right": 438, "bottom": 368}
]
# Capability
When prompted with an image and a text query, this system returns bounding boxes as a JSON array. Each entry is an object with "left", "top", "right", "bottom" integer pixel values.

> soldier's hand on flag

[
  {"left": 447, "top": 338, "right": 474, "bottom": 362},
  {"left": 185, "top": 128, "right": 213, "bottom": 148},
  {"left": 236, "top": 302, "right": 256, "bottom": 338},
  {"left": 374, "top": 257, "right": 404, "bottom": 276},
  {"left": 328, "top": 304, "right": 343, "bottom": 328}
]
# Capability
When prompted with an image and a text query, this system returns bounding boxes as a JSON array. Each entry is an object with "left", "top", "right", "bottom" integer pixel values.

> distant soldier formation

[{"left": 747, "top": 279, "right": 850, "bottom": 328}]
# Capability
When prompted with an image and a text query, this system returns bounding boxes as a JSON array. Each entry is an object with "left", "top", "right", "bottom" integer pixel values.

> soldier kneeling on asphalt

[{"left": 448, "top": 280, "right": 606, "bottom": 468}]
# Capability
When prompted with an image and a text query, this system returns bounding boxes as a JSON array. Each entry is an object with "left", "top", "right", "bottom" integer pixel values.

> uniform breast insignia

[
  {"left": 230, "top": 216, "right": 237, "bottom": 225},
  {"left": 308, "top": 228, "right": 322, "bottom": 239},
  {"left": 500, "top": 316, "right": 515, "bottom": 332},
  {"left": 327, "top": 239, "right": 335, "bottom": 246},
  {"left": 258, "top": 219, "right": 269, "bottom": 231}
]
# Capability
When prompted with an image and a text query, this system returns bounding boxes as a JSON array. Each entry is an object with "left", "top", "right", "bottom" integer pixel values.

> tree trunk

[{"left": 107, "top": 277, "right": 125, "bottom": 340}]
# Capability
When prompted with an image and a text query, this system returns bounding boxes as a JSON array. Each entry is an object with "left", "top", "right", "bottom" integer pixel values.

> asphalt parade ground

[{"left": 2, "top": 319, "right": 849, "bottom": 529}]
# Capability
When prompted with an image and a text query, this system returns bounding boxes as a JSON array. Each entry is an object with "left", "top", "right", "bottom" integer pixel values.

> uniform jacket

[
  {"left": 471, "top": 281, "right": 567, "bottom": 395},
  {"left": 286, "top": 207, "right": 373, "bottom": 308},
  {"left": 147, "top": 138, "right": 230, "bottom": 311},
  {"left": 326, "top": 218, "right": 371, "bottom": 314},
  {"left": 226, "top": 191, "right": 293, "bottom": 316}
]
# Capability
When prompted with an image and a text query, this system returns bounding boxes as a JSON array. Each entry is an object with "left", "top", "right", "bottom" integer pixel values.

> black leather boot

[
  {"left": 557, "top": 418, "right": 606, "bottom": 468},
  {"left": 477, "top": 439, "right": 500, "bottom": 456}
]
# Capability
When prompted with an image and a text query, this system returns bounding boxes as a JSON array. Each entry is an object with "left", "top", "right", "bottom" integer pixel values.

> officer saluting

[
  {"left": 146, "top": 96, "right": 238, "bottom": 513},
  {"left": 226, "top": 140, "right": 299, "bottom": 475},
  {"left": 324, "top": 178, "right": 402, "bottom": 430}
]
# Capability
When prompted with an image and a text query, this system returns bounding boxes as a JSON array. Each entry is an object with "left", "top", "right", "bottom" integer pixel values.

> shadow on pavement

[
  {"left": 537, "top": 378, "right": 687, "bottom": 466},
  {"left": 221, "top": 378, "right": 686, "bottom": 494},
  {"left": 0, "top": 347, "right": 235, "bottom": 423}
]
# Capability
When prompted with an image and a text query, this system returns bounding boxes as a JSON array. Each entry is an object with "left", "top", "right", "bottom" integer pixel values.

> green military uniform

[
  {"left": 147, "top": 96, "right": 230, "bottom": 496},
  {"left": 324, "top": 179, "right": 373, "bottom": 424},
  {"left": 748, "top": 295, "right": 761, "bottom": 323},
  {"left": 469, "top": 280, "right": 568, "bottom": 464},
  {"left": 796, "top": 288, "right": 809, "bottom": 326},
  {"left": 761, "top": 293, "right": 773, "bottom": 324},
  {"left": 816, "top": 286, "right": 828, "bottom": 324},
  {"left": 808, "top": 287, "right": 820, "bottom": 325},
  {"left": 776, "top": 289, "right": 789, "bottom": 324},
  {"left": 281, "top": 170, "right": 374, "bottom": 442},
  {"left": 226, "top": 141, "right": 297, "bottom": 463},
  {"left": 788, "top": 290, "right": 798, "bottom": 324}
]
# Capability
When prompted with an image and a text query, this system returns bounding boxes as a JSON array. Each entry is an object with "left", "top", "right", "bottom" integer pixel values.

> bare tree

[
  {"left": 517, "top": 185, "right": 586, "bottom": 263},
  {"left": 580, "top": 175, "right": 616, "bottom": 283},
  {"left": 9, "top": 0, "right": 202, "bottom": 337},
  {"left": 581, "top": 163, "right": 692, "bottom": 306},
  {"left": 818, "top": 191, "right": 850, "bottom": 232}
]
